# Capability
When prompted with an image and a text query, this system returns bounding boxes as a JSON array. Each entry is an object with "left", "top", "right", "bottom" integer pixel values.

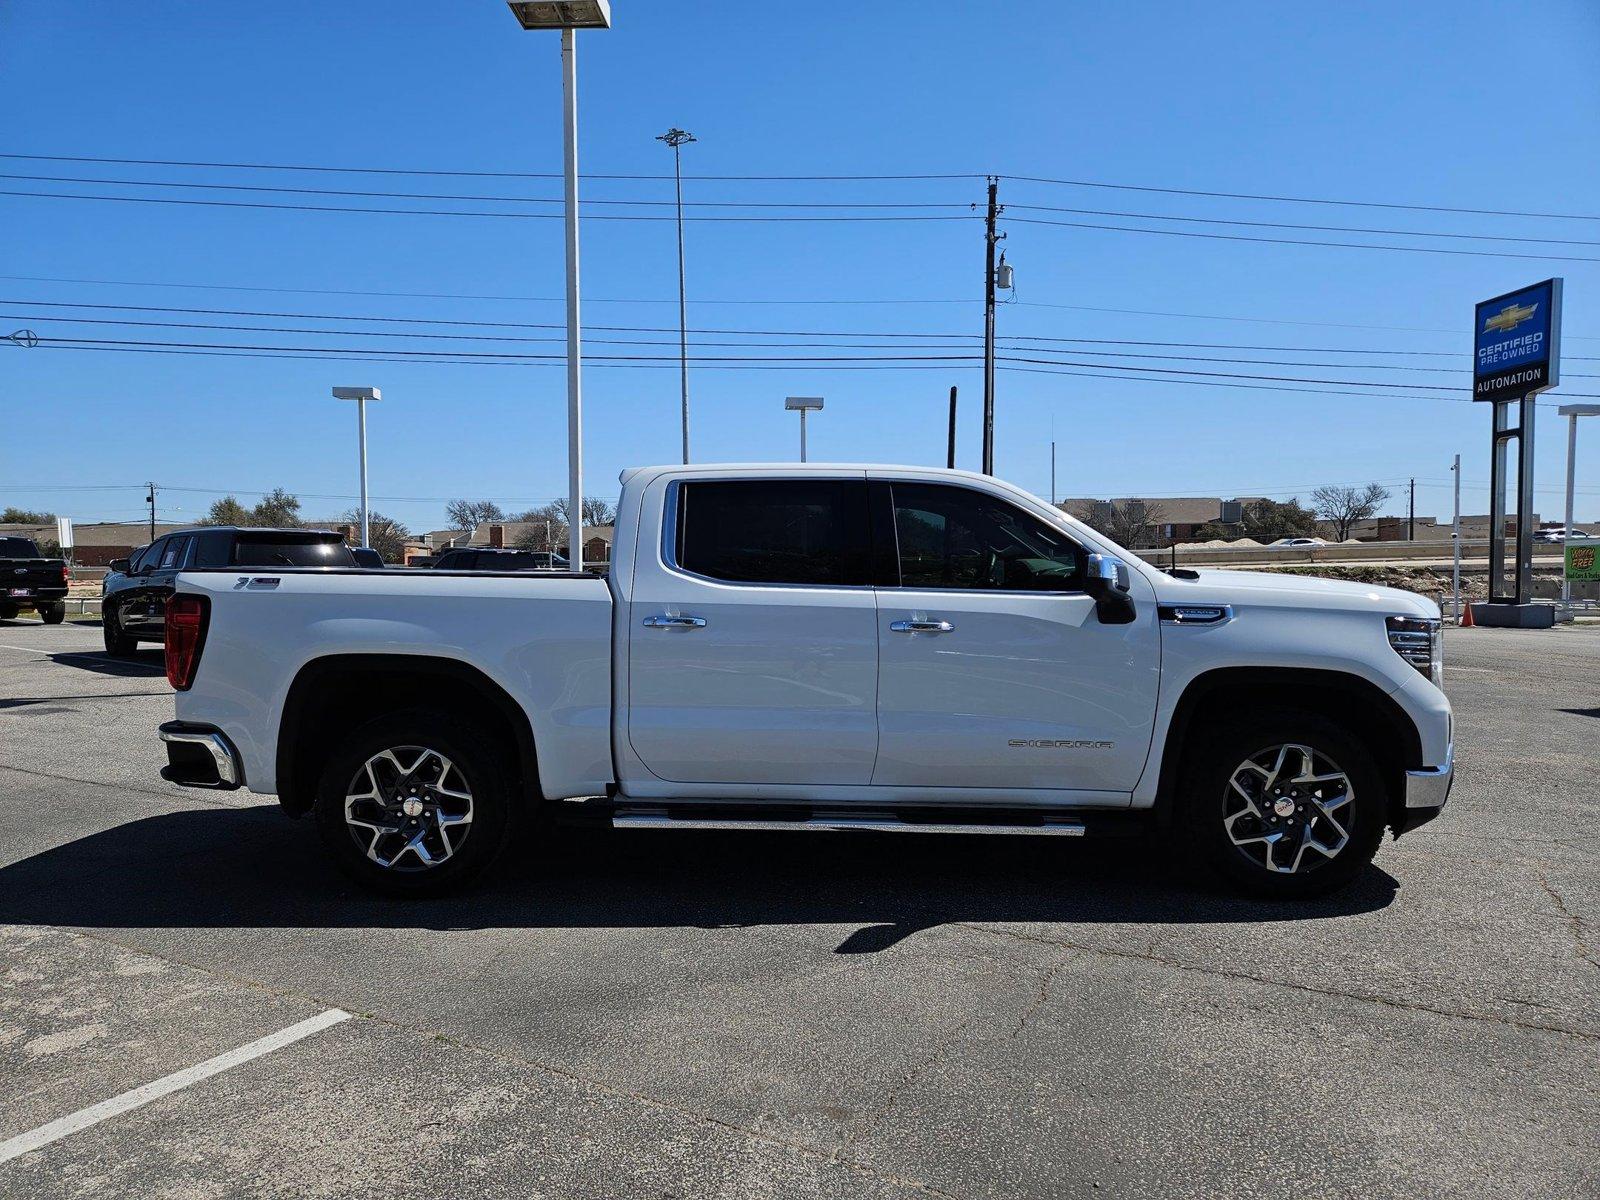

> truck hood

[{"left": 1150, "top": 568, "right": 1439, "bottom": 618}]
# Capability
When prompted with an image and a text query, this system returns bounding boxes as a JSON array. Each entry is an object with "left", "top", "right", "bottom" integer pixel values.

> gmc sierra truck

[{"left": 156, "top": 464, "right": 1453, "bottom": 898}]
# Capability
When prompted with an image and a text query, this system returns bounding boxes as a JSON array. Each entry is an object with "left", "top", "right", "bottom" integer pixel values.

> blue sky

[{"left": 3, "top": 0, "right": 1599, "bottom": 531}]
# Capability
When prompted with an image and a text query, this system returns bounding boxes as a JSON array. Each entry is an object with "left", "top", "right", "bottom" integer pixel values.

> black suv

[
  {"left": 429, "top": 547, "right": 569, "bottom": 571},
  {"left": 101, "top": 527, "right": 356, "bottom": 655}
]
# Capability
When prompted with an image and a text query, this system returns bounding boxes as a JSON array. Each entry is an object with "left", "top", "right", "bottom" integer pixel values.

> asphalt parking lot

[{"left": 0, "top": 618, "right": 1595, "bottom": 1198}]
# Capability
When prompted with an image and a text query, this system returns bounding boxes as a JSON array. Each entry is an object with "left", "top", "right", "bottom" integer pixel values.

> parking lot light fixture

[
  {"left": 785, "top": 396, "right": 823, "bottom": 463},
  {"left": 506, "top": 0, "right": 611, "bottom": 571},
  {"left": 332, "top": 387, "right": 381, "bottom": 548}
]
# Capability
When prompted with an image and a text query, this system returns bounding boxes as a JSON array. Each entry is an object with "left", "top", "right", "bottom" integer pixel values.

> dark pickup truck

[
  {"left": 101, "top": 526, "right": 356, "bottom": 655},
  {"left": 0, "top": 536, "right": 69, "bottom": 624}
]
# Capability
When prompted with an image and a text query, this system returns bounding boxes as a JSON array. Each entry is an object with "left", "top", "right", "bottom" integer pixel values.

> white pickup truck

[{"left": 157, "top": 464, "right": 1453, "bottom": 898}]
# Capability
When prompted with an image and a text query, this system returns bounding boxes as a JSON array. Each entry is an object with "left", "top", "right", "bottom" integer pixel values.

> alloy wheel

[
  {"left": 343, "top": 745, "right": 474, "bottom": 871},
  {"left": 1222, "top": 743, "right": 1352, "bottom": 875}
]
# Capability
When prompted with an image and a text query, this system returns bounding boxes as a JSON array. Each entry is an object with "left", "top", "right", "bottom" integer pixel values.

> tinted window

[
  {"left": 437, "top": 550, "right": 474, "bottom": 569},
  {"left": 891, "top": 483, "right": 1083, "bottom": 591},
  {"left": 231, "top": 535, "right": 356, "bottom": 568},
  {"left": 676, "top": 480, "right": 869, "bottom": 586},
  {"left": 159, "top": 536, "right": 192, "bottom": 571},
  {"left": 130, "top": 541, "right": 161, "bottom": 574},
  {"left": 0, "top": 537, "right": 41, "bottom": 557},
  {"left": 477, "top": 552, "right": 555, "bottom": 571}
]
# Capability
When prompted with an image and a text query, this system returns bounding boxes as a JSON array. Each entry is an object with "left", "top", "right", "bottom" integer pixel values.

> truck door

[
  {"left": 626, "top": 474, "right": 879, "bottom": 786},
  {"left": 870, "top": 479, "right": 1159, "bottom": 795}
]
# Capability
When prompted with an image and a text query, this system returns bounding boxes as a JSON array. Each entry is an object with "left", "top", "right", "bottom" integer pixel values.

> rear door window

[{"left": 675, "top": 479, "right": 869, "bottom": 586}]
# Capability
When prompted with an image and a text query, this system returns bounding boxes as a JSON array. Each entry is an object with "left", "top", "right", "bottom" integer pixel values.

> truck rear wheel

[
  {"left": 38, "top": 602, "right": 65, "bottom": 625},
  {"left": 102, "top": 606, "right": 138, "bottom": 656},
  {"left": 313, "top": 708, "right": 515, "bottom": 897},
  {"left": 0, "top": 603, "right": 18, "bottom": 621},
  {"left": 1175, "top": 710, "right": 1386, "bottom": 898}
]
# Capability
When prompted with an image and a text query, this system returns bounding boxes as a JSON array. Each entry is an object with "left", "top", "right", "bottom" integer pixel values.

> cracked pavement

[{"left": 0, "top": 618, "right": 1596, "bottom": 1197}]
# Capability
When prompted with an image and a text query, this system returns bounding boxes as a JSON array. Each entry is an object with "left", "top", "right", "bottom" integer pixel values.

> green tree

[
  {"left": 1, "top": 508, "right": 56, "bottom": 524},
  {"left": 251, "top": 488, "right": 302, "bottom": 528},
  {"left": 202, "top": 496, "right": 253, "bottom": 526}
]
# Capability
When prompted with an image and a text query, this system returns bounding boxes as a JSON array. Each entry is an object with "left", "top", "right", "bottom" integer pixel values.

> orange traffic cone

[{"left": 1460, "top": 603, "right": 1474, "bottom": 628}]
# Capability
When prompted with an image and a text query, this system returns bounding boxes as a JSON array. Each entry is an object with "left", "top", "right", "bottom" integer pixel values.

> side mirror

[
  {"left": 109, "top": 558, "right": 131, "bottom": 574},
  {"left": 1085, "top": 553, "right": 1136, "bottom": 624}
]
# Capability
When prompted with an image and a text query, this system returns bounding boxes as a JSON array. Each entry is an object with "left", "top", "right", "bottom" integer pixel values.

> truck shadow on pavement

[
  {"left": 41, "top": 649, "right": 168, "bottom": 679},
  {"left": 0, "top": 806, "right": 1398, "bottom": 951}
]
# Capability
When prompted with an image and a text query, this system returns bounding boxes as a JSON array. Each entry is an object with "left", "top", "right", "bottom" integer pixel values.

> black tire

[
  {"left": 313, "top": 708, "right": 517, "bottom": 897},
  {"left": 102, "top": 605, "right": 138, "bottom": 656},
  {"left": 38, "top": 603, "right": 65, "bottom": 625},
  {"left": 1174, "top": 709, "right": 1386, "bottom": 898},
  {"left": 0, "top": 604, "right": 18, "bottom": 621}
]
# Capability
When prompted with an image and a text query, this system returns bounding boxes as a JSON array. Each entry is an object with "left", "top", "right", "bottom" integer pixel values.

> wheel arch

[
  {"left": 1153, "top": 667, "right": 1422, "bottom": 829},
  {"left": 276, "top": 653, "right": 539, "bottom": 817}
]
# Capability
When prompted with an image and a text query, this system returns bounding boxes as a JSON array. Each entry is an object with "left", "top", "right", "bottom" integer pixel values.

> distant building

[
  {"left": 1057, "top": 497, "right": 1268, "bottom": 546},
  {"left": 471, "top": 522, "right": 614, "bottom": 563}
]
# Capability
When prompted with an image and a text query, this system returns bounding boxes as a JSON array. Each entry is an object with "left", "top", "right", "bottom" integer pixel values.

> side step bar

[{"left": 611, "top": 808, "right": 1087, "bottom": 837}]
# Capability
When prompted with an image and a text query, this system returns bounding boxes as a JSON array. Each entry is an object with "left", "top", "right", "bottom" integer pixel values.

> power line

[
  {"left": 1001, "top": 174, "right": 1600, "bottom": 223},
  {"left": 1001, "top": 214, "right": 1600, "bottom": 264},
  {"left": 0, "top": 188, "right": 973, "bottom": 223}
]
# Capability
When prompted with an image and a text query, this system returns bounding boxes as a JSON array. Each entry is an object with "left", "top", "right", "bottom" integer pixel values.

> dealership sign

[
  {"left": 1474, "top": 278, "right": 1562, "bottom": 402},
  {"left": 1566, "top": 539, "right": 1600, "bottom": 583}
]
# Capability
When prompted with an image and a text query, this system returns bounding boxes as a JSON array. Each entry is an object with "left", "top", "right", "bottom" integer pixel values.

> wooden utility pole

[{"left": 981, "top": 177, "right": 1001, "bottom": 476}]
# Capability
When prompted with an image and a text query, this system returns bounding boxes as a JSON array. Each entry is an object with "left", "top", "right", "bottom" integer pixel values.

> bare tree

[
  {"left": 339, "top": 508, "right": 410, "bottom": 563},
  {"left": 1084, "top": 499, "right": 1167, "bottom": 550},
  {"left": 508, "top": 497, "right": 617, "bottom": 550},
  {"left": 1312, "top": 483, "right": 1390, "bottom": 542},
  {"left": 444, "top": 499, "right": 505, "bottom": 533}
]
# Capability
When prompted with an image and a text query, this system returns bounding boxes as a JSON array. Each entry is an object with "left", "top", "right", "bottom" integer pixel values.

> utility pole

[
  {"left": 981, "top": 176, "right": 1002, "bottom": 476},
  {"left": 146, "top": 482, "right": 157, "bottom": 541},
  {"left": 1408, "top": 477, "right": 1416, "bottom": 542},
  {"left": 657, "top": 127, "right": 695, "bottom": 464},
  {"left": 946, "top": 386, "right": 958, "bottom": 469}
]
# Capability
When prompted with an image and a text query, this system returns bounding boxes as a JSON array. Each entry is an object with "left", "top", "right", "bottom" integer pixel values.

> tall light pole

[
  {"left": 507, "top": 0, "right": 612, "bottom": 572},
  {"left": 786, "top": 396, "right": 823, "bottom": 462},
  {"left": 1558, "top": 404, "right": 1600, "bottom": 606},
  {"left": 658, "top": 127, "right": 695, "bottom": 464},
  {"left": 333, "top": 387, "right": 381, "bottom": 548}
]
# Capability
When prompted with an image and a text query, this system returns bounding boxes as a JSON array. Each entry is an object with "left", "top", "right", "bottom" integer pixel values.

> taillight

[
  {"left": 59, "top": 564, "right": 69, "bottom": 585},
  {"left": 165, "top": 594, "right": 209, "bottom": 690}
]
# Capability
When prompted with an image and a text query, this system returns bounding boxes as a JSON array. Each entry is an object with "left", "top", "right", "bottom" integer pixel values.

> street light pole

[
  {"left": 507, "top": 0, "right": 612, "bottom": 573},
  {"left": 658, "top": 127, "right": 695, "bottom": 464},
  {"left": 333, "top": 387, "right": 381, "bottom": 548},
  {"left": 785, "top": 396, "right": 823, "bottom": 463}
]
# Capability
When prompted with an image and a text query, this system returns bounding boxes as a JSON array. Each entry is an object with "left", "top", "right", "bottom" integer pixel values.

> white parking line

[{"left": 0, "top": 1008, "right": 351, "bottom": 1166}]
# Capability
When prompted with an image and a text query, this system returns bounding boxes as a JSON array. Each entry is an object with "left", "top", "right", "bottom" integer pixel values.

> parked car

[
  {"left": 0, "top": 536, "right": 69, "bottom": 624},
  {"left": 1270, "top": 537, "right": 1326, "bottom": 548},
  {"left": 102, "top": 526, "right": 356, "bottom": 655},
  {"left": 351, "top": 547, "right": 385, "bottom": 568},
  {"left": 429, "top": 547, "right": 570, "bottom": 571},
  {"left": 157, "top": 465, "right": 1453, "bottom": 901},
  {"left": 1533, "top": 526, "right": 1585, "bottom": 544}
]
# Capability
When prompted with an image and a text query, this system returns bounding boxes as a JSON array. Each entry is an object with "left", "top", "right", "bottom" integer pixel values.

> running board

[{"left": 611, "top": 808, "right": 1087, "bottom": 837}]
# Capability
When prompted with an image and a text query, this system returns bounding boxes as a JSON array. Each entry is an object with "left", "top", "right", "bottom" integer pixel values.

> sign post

[{"left": 1473, "top": 279, "right": 1562, "bottom": 622}]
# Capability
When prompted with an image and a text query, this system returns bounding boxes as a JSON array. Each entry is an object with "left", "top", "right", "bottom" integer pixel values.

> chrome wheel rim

[
  {"left": 1223, "top": 743, "right": 1352, "bottom": 875},
  {"left": 344, "top": 746, "right": 474, "bottom": 871}
]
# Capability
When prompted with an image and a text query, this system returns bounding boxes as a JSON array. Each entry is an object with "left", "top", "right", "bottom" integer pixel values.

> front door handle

[
  {"left": 643, "top": 614, "right": 707, "bottom": 629},
  {"left": 889, "top": 619, "right": 954, "bottom": 633}
]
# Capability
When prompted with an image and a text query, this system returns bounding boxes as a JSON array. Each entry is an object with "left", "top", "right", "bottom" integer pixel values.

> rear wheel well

[
  {"left": 276, "top": 655, "right": 538, "bottom": 816},
  {"left": 1155, "top": 668, "right": 1420, "bottom": 830}
]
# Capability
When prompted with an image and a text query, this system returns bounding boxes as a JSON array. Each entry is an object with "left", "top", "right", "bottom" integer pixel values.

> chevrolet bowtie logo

[{"left": 1483, "top": 302, "right": 1538, "bottom": 334}]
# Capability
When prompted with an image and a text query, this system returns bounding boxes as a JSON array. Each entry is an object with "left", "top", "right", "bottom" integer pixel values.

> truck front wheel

[
  {"left": 313, "top": 708, "right": 515, "bottom": 897},
  {"left": 1175, "top": 711, "right": 1386, "bottom": 898}
]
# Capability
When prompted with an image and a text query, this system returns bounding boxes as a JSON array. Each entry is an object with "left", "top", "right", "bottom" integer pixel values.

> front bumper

[
  {"left": 158, "top": 721, "right": 243, "bottom": 790},
  {"left": 1396, "top": 742, "right": 1452, "bottom": 835}
]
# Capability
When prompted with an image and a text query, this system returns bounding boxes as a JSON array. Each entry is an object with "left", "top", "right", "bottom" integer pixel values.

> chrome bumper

[
  {"left": 158, "top": 721, "right": 242, "bottom": 789},
  {"left": 1404, "top": 742, "right": 1453, "bottom": 810}
]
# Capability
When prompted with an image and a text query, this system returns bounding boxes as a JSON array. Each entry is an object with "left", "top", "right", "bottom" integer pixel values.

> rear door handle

[
  {"left": 890, "top": 619, "right": 954, "bottom": 633},
  {"left": 643, "top": 614, "right": 707, "bottom": 629}
]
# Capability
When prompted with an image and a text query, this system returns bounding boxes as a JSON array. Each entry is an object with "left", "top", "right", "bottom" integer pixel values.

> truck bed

[{"left": 172, "top": 566, "right": 615, "bottom": 801}]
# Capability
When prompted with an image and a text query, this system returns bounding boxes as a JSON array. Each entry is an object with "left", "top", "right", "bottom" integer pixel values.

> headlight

[{"left": 1386, "top": 616, "right": 1442, "bottom": 687}]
